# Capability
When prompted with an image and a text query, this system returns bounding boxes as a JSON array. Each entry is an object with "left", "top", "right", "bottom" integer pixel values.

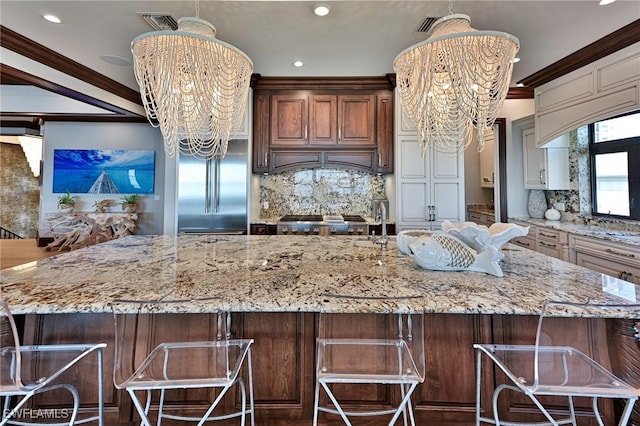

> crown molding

[{"left": 518, "top": 19, "right": 640, "bottom": 88}]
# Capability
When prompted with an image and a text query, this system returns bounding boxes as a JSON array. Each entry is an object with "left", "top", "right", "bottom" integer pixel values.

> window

[{"left": 589, "top": 111, "right": 639, "bottom": 220}]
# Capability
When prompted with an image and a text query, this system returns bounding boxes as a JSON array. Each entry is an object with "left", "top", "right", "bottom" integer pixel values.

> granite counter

[
  {"left": 2, "top": 234, "right": 638, "bottom": 316},
  {"left": 511, "top": 217, "right": 640, "bottom": 247}
]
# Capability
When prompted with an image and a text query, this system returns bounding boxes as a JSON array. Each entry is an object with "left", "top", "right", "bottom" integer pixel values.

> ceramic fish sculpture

[
  {"left": 408, "top": 232, "right": 505, "bottom": 277},
  {"left": 441, "top": 220, "right": 529, "bottom": 253}
]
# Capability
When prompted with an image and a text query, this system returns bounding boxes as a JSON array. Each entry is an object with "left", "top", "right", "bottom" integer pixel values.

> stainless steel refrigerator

[{"left": 177, "top": 140, "right": 248, "bottom": 234}]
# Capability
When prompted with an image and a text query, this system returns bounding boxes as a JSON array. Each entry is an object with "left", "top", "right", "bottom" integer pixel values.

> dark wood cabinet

[
  {"left": 336, "top": 94, "right": 375, "bottom": 146},
  {"left": 251, "top": 76, "right": 394, "bottom": 175},
  {"left": 309, "top": 95, "right": 337, "bottom": 145},
  {"left": 19, "top": 311, "right": 624, "bottom": 425},
  {"left": 376, "top": 93, "right": 394, "bottom": 174},
  {"left": 252, "top": 94, "right": 270, "bottom": 174},
  {"left": 271, "top": 94, "right": 308, "bottom": 146}
]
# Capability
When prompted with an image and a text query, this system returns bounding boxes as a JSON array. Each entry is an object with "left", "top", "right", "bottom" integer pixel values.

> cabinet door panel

[
  {"left": 400, "top": 182, "right": 427, "bottom": 222},
  {"left": 271, "top": 151, "right": 322, "bottom": 173},
  {"left": 376, "top": 93, "right": 394, "bottom": 174},
  {"left": 523, "top": 127, "right": 546, "bottom": 189},
  {"left": 432, "top": 150, "right": 461, "bottom": 179},
  {"left": 337, "top": 95, "right": 375, "bottom": 146},
  {"left": 252, "top": 94, "right": 270, "bottom": 173},
  {"left": 400, "top": 138, "right": 427, "bottom": 179},
  {"left": 271, "top": 95, "right": 308, "bottom": 146},
  {"left": 324, "top": 151, "right": 375, "bottom": 171},
  {"left": 432, "top": 182, "right": 463, "bottom": 222},
  {"left": 309, "top": 95, "right": 337, "bottom": 145}
]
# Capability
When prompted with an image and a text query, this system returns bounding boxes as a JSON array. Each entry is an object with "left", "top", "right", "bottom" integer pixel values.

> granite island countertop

[{"left": 1, "top": 235, "right": 638, "bottom": 316}]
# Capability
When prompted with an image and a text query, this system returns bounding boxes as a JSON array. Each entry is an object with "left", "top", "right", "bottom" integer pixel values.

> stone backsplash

[
  {"left": 0, "top": 143, "right": 40, "bottom": 238},
  {"left": 259, "top": 168, "right": 385, "bottom": 218}
]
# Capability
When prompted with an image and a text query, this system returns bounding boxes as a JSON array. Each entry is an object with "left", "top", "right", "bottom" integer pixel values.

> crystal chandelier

[
  {"left": 132, "top": 6, "right": 253, "bottom": 159},
  {"left": 393, "top": 11, "right": 519, "bottom": 156}
]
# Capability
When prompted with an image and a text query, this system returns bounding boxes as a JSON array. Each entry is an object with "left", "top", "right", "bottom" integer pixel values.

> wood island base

[{"left": 15, "top": 311, "right": 636, "bottom": 425}]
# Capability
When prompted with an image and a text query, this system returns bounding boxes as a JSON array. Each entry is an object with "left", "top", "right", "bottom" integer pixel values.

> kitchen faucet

[{"left": 374, "top": 200, "right": 388, "bottom": 250}]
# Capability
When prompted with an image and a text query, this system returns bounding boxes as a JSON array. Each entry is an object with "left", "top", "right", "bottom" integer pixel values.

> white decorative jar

[
  {"left": 527, "top": 190, "right": 546, "bottom": 219},
  {"left": 544, "top": 208, "right": 561, "bottom": 221}
]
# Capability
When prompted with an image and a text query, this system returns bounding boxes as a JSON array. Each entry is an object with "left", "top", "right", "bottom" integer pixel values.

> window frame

[{"left": 588, "top": 110, "right": 640, "bottom": 221}]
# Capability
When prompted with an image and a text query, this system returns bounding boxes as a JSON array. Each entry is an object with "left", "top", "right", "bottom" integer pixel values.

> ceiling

[{"left": 1, "top": 0, "right": 639, "bottom": 116}]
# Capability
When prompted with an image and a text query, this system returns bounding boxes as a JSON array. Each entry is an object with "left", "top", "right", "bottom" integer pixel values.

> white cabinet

[
  {"left": 395, "top": 96, "right": 465, "bottom": 231},
  {"left": 570, "top": 234, "right": 640, "bottom": 284},
  {"left": 535, "top": 42, "right": 640, "bottom": 146},
  {"left": 519, "top": 116, "right": 570, "bottom": 190},
  {"left": 396, "top": 136, "right": 465, "bottom": 230},
  {"left": 479, "top": 128, "right": 495, "bottom": 188}
]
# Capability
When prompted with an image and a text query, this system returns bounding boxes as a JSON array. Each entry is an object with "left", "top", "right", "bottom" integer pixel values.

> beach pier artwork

[{"left": 53, "top": 149, "right": 155, "bottom": 194}]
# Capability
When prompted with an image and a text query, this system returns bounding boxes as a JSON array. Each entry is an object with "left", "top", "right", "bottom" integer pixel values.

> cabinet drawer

[
  {"left": 537, "top": 240, "right": 569, "bottom": 261},
  {"left": 468, "top": 212, "right": 495, "bottom": 227},
  {"left": 537, "top": 228, "right": 568, "bottom": 244},
  {"left": 511, "top": 235, "right": 536, "bottom": 250},
  {"left": 575, "top": 251, "right": 640, "bottom": 284},
  {"left": 569, "top": 235, "right": 640, "bottom": 268}
]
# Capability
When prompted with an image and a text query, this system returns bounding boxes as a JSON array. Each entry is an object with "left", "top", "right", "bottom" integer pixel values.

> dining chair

[
  {"left": 0, "top": 299, "right": 106, "bottom": 426},
  {"left": 313, "top": 294, "right": 426, "bottom": 426},
  {"left": 474, "top": 300, "right": 640, "bottom": 426},
  {"left": 111, "top": 297, "right": 254, "bottom": 426}
]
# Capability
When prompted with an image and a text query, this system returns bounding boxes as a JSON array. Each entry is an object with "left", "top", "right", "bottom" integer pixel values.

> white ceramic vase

[
  {"left": 527, "top": 190, "right": 546, "bottom": 219},
  {"left": 545, "top": 208, "right": 561, "bottom": 221}
]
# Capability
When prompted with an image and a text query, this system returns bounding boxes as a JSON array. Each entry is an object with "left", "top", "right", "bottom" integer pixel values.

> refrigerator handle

[
  {"left": 213, "top": 158, "right": 220, "bottom": 213},
  {"left": 205, "top": 158, "right": 212, "bottom": 214}
]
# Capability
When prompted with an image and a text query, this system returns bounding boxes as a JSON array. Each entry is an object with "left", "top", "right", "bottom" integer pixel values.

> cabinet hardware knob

[
  {"left": 604, "top": 248, "right": 635, "bottom": 258},
  {"left": 539, "top": 232, "right": 556, "bottom": 238},
  {"left": 540, "top": 241, "right": 556, "bottom": 248}
]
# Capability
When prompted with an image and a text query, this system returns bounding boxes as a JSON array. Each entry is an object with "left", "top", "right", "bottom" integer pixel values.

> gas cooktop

[{"left": 278, "top": 215, "right": 366, "bottom": 223}]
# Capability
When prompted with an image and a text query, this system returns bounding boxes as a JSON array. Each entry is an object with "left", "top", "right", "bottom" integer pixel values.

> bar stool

[
  {"left": 0, "top": 299, "right": 106, "bottom": 425},
  {"left": 111, "top": 297, "right": 254, "bottom": 426},
  {"left": 313, "top": 294, "right": 426, "bottom": 426},
  {"left": 474, "top": 300, "right": 640, "bottom": 426}
]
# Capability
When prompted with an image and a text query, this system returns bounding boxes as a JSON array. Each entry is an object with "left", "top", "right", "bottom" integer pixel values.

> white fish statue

[
  {"left": 408, "top": 232, "right": 505, "bottom": 277},
  {"left": 441, "top": 220, "right": 529, "bottom": 253}
]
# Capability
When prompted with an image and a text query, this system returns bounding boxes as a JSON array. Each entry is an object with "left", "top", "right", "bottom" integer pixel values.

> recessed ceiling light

[
  {"left": 314, "top": 4, "right": 330, "bottom": 17},
  {"left": 43, "top": 14, "right": 61, "bottom": 24},
  {"left": 513, "top": 57, "right": 521, "bottom": 63},
  {"left": 516, "top": 83, "right": 525, "bottom": 87},
  {"left": 293, "top": 61, "right": 304, "bottom": 67},
  {"left": 100, "top": 55, "right": 132, "bottom": 66},
  {"left": 599, "top": 0, "right": 616, "bottom": 5}
]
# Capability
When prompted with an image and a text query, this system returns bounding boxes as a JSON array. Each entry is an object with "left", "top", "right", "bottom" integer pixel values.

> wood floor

[{"left": 0, "top": 239, "right": 62, "bottom": 269}]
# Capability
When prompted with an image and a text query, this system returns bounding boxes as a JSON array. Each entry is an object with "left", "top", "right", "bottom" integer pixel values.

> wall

[
  {"left": 258, "top": 168, "right": 386, "bottom": 218},
  {"left": 40, "top": 122, "right": 165, "bottom": 235},
  {"left": 0, "top": 143, "right": 40, "bottom": 238}
]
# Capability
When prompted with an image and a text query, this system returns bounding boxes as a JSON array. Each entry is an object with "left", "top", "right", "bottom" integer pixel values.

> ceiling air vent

[
  {"left": 138, "top": 13, "right": 178, "bottom": 31},
  {"left": 416, "top": 16, "right": 440, "bottom": 33}
]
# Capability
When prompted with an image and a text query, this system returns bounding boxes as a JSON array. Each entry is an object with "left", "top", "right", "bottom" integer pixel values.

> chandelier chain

[
  {"left": 448, "top": 0, "right": 453, "bottom": 16},
  {"left": 195, "top": 0, "right": 200, "bottom": 19}
]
